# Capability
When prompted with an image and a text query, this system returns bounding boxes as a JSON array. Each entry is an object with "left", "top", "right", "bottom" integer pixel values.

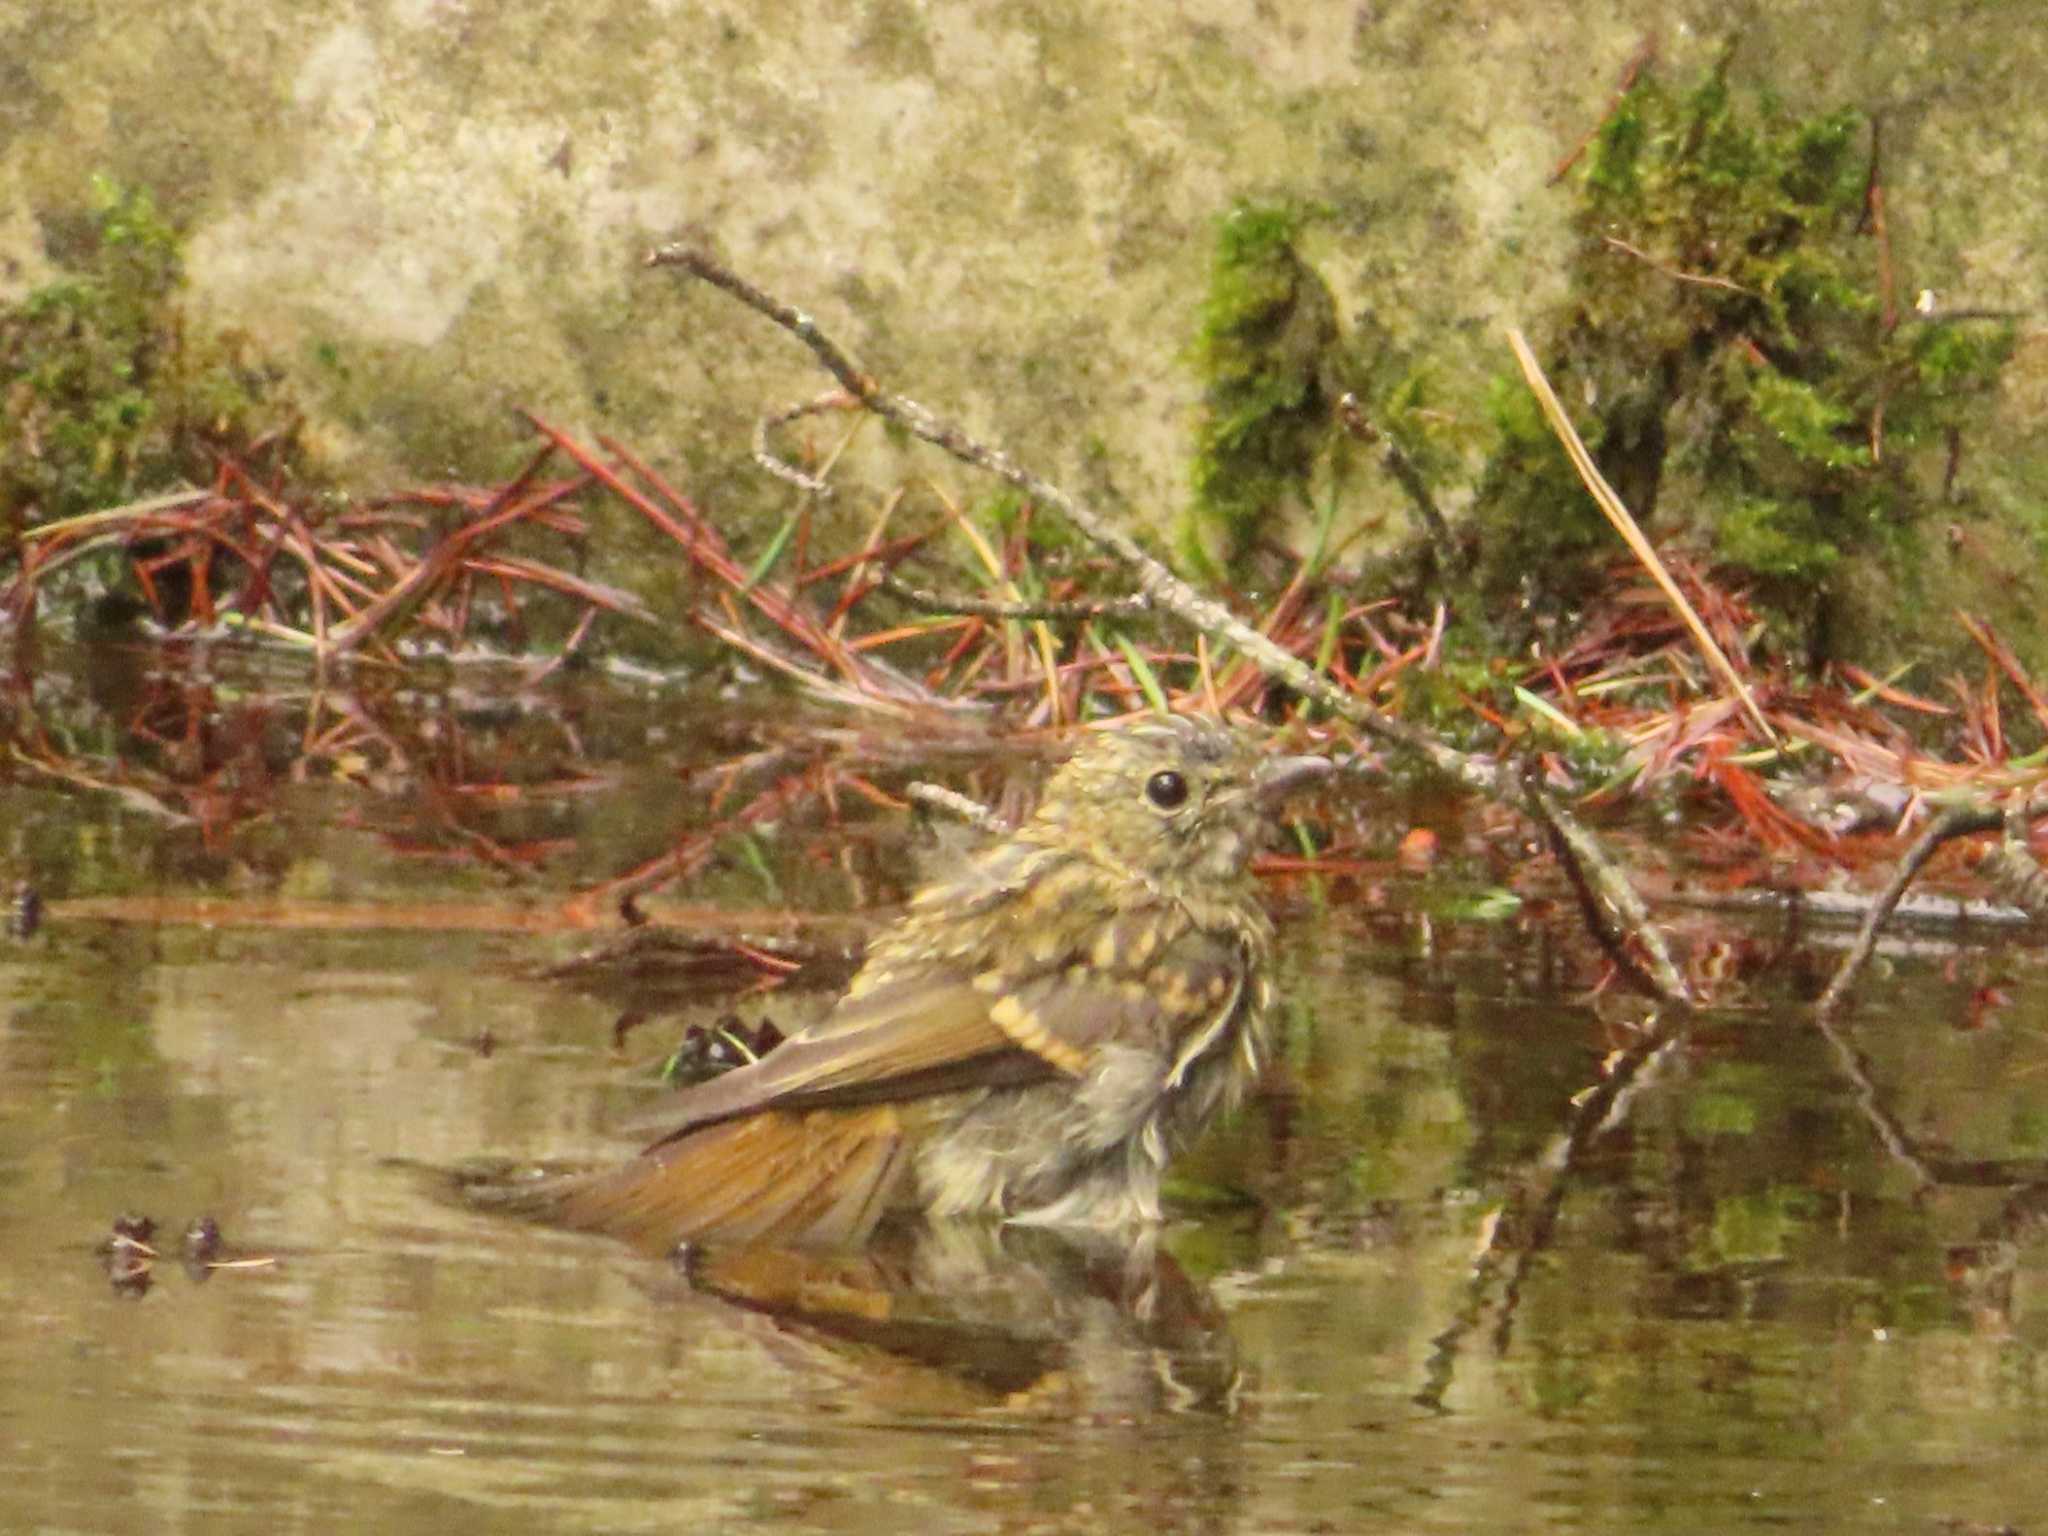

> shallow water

[{"left": 5, "top": 662, "right": 2048, "bottom": 1536}]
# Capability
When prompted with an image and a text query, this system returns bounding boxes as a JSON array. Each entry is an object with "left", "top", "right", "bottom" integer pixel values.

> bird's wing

[
  {"left": 531, "top": 973, "right": 1089, "bottom": 1254},
  {"left": 618, "top": 974, "right": 1050, "bottom": 1148},
  {"left": 526, "top": 922, "right": 1255, "bottom": 1253},
  {"left": 528, "top": 925, "right": 1253, "bottom": 1253},
  {"left": 622, "top": 914, "right": 1251, "bottom": 1151}
]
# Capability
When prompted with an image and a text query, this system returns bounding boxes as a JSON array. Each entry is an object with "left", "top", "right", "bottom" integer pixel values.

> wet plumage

[{"left": 502, "top": 716, "right": 1328, "bottom": 1253}]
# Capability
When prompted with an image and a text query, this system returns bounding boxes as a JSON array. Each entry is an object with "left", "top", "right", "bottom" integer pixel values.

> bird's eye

[{"left": 1144, "top": 769, "right": 1189, "bottom": 810}]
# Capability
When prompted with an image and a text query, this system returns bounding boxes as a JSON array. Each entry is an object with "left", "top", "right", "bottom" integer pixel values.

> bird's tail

[{"left": 463, "top": 1107, "right": 913, "bottom": 1254}]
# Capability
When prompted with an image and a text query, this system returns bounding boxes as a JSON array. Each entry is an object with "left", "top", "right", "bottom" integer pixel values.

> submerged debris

[
  {"left": 97, "top": 1213, "right": 160, "bottom": 1299},
  {"left": 180, "top": 1215, "right": 222, "bottom": 1266},
  {"left": 659, "top": 1014, "right": 788, "bottom": 1086},
  {"left": 7, "top": 881, "right": 41, "bottom": 941},
  {"left": 548, "top": 923, "right": 865, "bottom": 1014},
  {"left": 91, "top": 1212, "right": 272, "bottom": 1295},
  {"left": 106, "top": 1212, "right": 157, "bottom": 1248}
]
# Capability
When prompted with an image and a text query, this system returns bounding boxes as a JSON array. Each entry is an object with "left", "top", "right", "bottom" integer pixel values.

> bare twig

[
  {"left": 1333, "top": 392, "right": 1461, "bottom": 573},
  {"left": 1507, "top": 327, "right": 1776, "bottom": 745},
  {"left": 1549, "top": 36, "right": 1658, "bottom": 185},
  {"left": 1863, "top": 117, "right": 1900, "bottom": 335},
  {"left": 649, "top": 247, "right": 1697, "bottom": 1008},
  {"left": 880, "top": 571, "right": 1152, "bottom": 623},
  {"left": 649, "top": 247, "right": 1476, "bottom": 776},
  {"left": 754, "top": 389, "right": 862, "bottom": 494},
  {"left": 1812, "top": 803, "right": 2003, "bottom": 1023},
  {"left": 906, "top": 780, "right": 1009, "bottom": 836},
  {"left": 1521, "top": 759, "right": 1695, "bottom": 1006},
  {"left": 1601, "top": 236, "right": 1757, "bottom": 297}
]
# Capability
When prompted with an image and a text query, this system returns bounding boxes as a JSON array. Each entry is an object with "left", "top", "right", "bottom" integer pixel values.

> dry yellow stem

[{"left": 1506, "top": 327, "right": 1777, "bottom": 746}]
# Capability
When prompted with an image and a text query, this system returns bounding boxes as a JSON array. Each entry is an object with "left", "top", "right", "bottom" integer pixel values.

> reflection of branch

[
  {"left": 1803, "top": 804, "right": 2028, "bottom": 1193},
  {"left": 567, "top": 759, "right": 825, "bottom": 924},
  {"left": 1925, "top": 1158, "right": 2048, "bottom": 1187},
  {"left": 1809, "top": 1009, "right": 1937, "bottom": 1195},
  {"left": 7, "top": 744, "right": 196, "bottom": 826},
  {"left": 1416, "top": 1010, "right": 1689, "bottom": 1411},
  {"left": 1806, "top": 800, "right": 2048, "bottom": 1195},
  {"left": 1423, "top": 789, "right": 2048, "bottom": 1410}
]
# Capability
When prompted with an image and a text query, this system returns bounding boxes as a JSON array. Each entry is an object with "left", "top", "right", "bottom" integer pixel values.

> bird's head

[{"left": 1025, "top": 717, "right": 1330, "bottom": 894}]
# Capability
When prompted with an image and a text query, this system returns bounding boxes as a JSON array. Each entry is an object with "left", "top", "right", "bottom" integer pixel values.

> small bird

[{"left": 500, "top": 716, "right": 1329, "bottom": 1254}]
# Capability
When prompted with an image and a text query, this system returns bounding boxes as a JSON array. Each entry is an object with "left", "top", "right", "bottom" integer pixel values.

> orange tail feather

[{"left": 540, "top": 1107, "right": 912, "bottom": 1254}]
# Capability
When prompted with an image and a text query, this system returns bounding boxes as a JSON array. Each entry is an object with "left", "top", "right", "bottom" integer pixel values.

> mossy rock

[
  {"left": 1466, "top": 58, "right": 2016, "bottom": 663},
  {"left": 2, "top": 176, "right": 307, "bottom": 531}
]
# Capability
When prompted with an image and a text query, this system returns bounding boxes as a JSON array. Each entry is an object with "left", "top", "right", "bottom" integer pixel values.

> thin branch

[
  {"left": 1812, "top": 803, "right": 2003, "bottom": 1024},
  {"left": 1333, "top": 392, "right": 1461, "bottom": 573},
  {"left": 1521, "top": 759, "right": 1695, "bottom": 1006},
  {"left": 649, "top": 247, "right": 1478, "bottom": 778},
  {"left": 906, "top": 780, "right": 1008, "bottom": 836},
  {"left": 648, "top": 246, "right": 1697, "bottom": 1009},
  {"left": 1549, "top": 35, "right": 1658, "bottom": 185},
  {"left": 1868, "top": 141, "right": 1899, "bottom": 334},
  {"left": 880, "top": 571, "right": 1153, "bottom": 623},
  {"left": 753, "top": 389, "right": 863, "bottom": 495},
  {"left": 1601, "top": 236, "right": 1758, "bottom": 297}
]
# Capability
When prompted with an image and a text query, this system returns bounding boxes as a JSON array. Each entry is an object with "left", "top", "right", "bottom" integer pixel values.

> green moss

[
  {"left": 1716, "top": 493, "right": 1839, "bottom": 579},
  {"left": 1184, "top": 202, "right": 1338, "bottom": 577},
  {"left": 1465, "top": 57, "right": 2015, "bottom": 659},
  {"left": 1695, "top": 1185, "right": 1821, "bottom": 1268},
  {"left": 1, "top": 175, "right": 307, "bottom": 556}
]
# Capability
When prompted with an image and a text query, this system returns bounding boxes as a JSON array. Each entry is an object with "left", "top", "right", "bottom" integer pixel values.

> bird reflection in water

[{"left": 665, "top": 1218, "right": 1241, "bottom": 1419}]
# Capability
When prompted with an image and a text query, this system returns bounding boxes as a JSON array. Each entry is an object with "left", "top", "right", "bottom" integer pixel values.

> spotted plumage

[{"left": 500, "top": 716, "right": 1328, "bottom": 1253}]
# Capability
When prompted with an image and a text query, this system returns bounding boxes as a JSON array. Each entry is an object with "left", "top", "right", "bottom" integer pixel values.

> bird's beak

[{"left": 1256, "top": 752, "right": 1334, "bottom": 807}]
